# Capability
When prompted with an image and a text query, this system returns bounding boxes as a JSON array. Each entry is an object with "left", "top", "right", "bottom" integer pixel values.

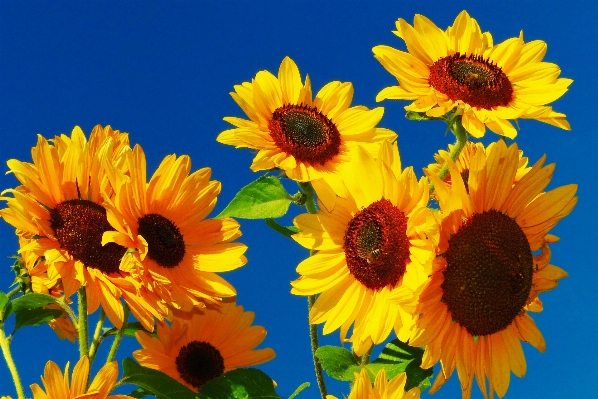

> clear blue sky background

[{"left": 1, "top": 2, "right": 596, "bottom": 398}]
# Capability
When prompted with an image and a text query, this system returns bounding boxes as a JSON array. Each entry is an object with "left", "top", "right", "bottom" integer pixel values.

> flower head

[
  {"left": 374, "top": 11, "right": 572, "bottom": 138},
  {"left": 30, "top": 356, "right": 131, "bottom": 399},
  {"left": 103, "top": 144, "right": 247, "bottom": 312},
  {"left": 133, "top": 302, "right": 275, "bottom": 391},
  {"left": 291, "top": 141, "right": 438, "bottom": 355},
  {"left": 327, "top": 369, "right": 420, "bottom": 399},
  {"left": 412, "top": 140, "right": 577, "bottom": 398},
  {"left": 0, "top": 125, "right": 161, "bottom": 330},
  {"left": 218, "top": 56, "right": 397, "bottom": 189}
]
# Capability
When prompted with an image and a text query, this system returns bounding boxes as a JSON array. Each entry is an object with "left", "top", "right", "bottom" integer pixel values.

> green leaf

[
  {"left": 198, "top": 368, "right": 282, "bottom": 399},
  {"left": 128, "top": 387, "right": 154, "bottom": 398},
  {"left": 368, "top": 339, "right": 433, "bottom": 391},
  {"left": 315, "top": 346, "right": 359, "bottom": 381},
  {"left": 288, "top": 382, "right": 309, "bottom": 399},
  {"left": 121, "top": 358, "right": 197, "bottom": 399},
  {"left": 103, "top": 322, "right": 149, "bottom": 338},
  {"left": 14, "top": 308, "right": 63, "bottom": 331},
  {"left": 216, "top": 176, "right": 292, "bottom": 219},
  {"left": 4, "top": 293, "right": 60, "bottom": 319}
]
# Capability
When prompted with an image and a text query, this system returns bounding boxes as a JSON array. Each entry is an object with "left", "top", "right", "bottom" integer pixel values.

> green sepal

[
  {"left": 288, "top": 382, "right": 310, "bottom": 399},
  {"left": 197, "top": 368, "right": 282, "bottom": 399},
  {"left": 120, "top": 358, "right": 197, "bottom": 399},
  {"left": 14, "top": 308, "right": 63, "bottom": 332},
  {"left": 405, "top": 111, "right": 431, "bottom": 121},
  {"left": 103, "top": 322, "right": 152, "bottom": 338},
  {"left": 3, "top": 293, "right": 60, "bottom": 319},
  {"left": 216, "top": 176, "right": 293, "bottom": 219}
]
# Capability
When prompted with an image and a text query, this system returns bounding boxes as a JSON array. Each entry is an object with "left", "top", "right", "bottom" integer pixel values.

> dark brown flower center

[
  {"left": 441, "top": 209, "right": 533, "bottom": 336},
  {"left": 268, "top": 104, "right": 341, "bottom": 165},
  {"left": 343, "top": 199, "right": 410, "bottom": 290},
  {"left": 175, "top": 340, "right": 225, "bottom": 390},
  {"left": 49, "top": 199, "right": 126, "bottom": 274},
  {"left": 138, "top": 213, "right": 185, "bottom": 268},
  {"left": 429, "top": 53, "right": 513, "bottom": 109}
]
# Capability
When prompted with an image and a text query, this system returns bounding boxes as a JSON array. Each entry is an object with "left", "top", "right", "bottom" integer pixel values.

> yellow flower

[
  {"left": 30, "top": 356, "right": 131, "bottom": 399},
  {"left": 412, "top": 140, "right": 577, "bottom": 398},
  {"left": 102, "top": 144, "right": 247, "bottom": 311},
  {"left": 291, "top": 141, "right": 438, "bottom": 355},
  {"left": 217, "top": 56, "right": 397, "bottom": 189},
  {"left": 374, "top": 11, "right": 572, "bottom": 138},
  {"left": 327, "top": 369, "right": 420, "bottom": 399},
  {"left": 0, "top": 125, "right": 161, "bottom": 331},
  {"left": 133, "top": 302, "right": 275, "bottom": 391}
]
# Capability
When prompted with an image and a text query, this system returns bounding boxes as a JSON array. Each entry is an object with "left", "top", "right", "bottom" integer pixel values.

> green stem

[
  {"left": 360, "top": 345, "right": 374, "bottom": 366},
  {"left": 0, "top": 323, "right": 25, "bottom": 399},
  {"left": 298, "top": 182, "right": 317, "bottom": 214},
  {"left": 78, "top": 287, "right": 89, "bottom": 358},
  {"left": 106, "top": 303, "right": 129, "bottom": 363},
  {"left": 56, "top": 298, "right": 78, "bottom": 327},
  {"left": 88, "top": 309, "right": 105, "bottom": 365},
  {"left": 265, "top": 218, "right": 297, "bottom": 238},
  {"left": 431, "top": 116, "right": 469, "bottom": 190},
  {"left": 308, "top": 295, "right": 327, "bottom": 399},
  {"left": 5, "top": 287, "right": 21, "bottom": 300}
]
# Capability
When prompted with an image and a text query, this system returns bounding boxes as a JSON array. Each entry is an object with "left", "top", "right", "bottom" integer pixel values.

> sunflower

[
  {"left": 291, "top": 141, "right": 438, "bottom": 355},
  {"left": 217, "top": 56, "right": 397, "bottom": 190},
  {"left": 327, "top": 368, "right": 420, "bottom": 399},
  {"left": 102, "top": 144, "right": 247, "bottom": 311},
  {"left": 411, "top": 140, "right": 577, "bottom": 398},
  {"left": 30, "top": 356, "right": 132, "bottom": 399},
  {"left": 133, "top": 302, "right": 275, "bottom": 391},
  {"left": 0, "top": 125, "right": 162, "bottom": 330},
  {"left": 373, "top": 11, "right": 572, "bottom": 138},
  {"left": 424, "top": 141, "right": 530, "bottom": 195}
]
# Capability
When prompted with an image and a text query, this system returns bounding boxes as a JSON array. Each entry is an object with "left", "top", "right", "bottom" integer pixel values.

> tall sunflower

[
  {"left": 373, "top": 11, "right": 572, "bottom": 138},
  {"left": 217, "top": 56, "right": 397, "bottom": 189},
  {"left": 133, "top": 302, "right": 275, "bottom": 391},
  {"left": 30, "top": 356, "right": 132, "bottom": 399},
  {"left": 411, "top": 140, "right": 577, "bottom": 398},
  {"left": 0, "top": 125, "right": 161, "bottom": 330},
  {"left": 327, "top": 368, "right": 420, "bottom": 399},
  {"left": 102, "top": 144, "right": 247, "bottom": 311},
  {"left": 291, "top": 141, "right": 438, "bottom": 355}
]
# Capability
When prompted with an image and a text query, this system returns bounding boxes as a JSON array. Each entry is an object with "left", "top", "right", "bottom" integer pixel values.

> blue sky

[{"left": 0, "top": 1, "right": 596, "bottom": 398}]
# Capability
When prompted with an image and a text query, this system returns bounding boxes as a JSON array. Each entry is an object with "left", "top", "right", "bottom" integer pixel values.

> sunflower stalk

[
  {"left": 265, "top": 218, "right": 297, "bottom": 238},
  {"left": 106, "top": 303, "right": 129, "bottom": 364},
  {"left": 88, "top": 309, "right": 105, "bottom": 365},
  {"left": 0, "top": 323, "right": 25, "bottom": 399},
  {"left": 308, "top": 294, "right": 328, "bottom": 399},
  {"left": 430, "top": 116, "right": 468, "bottom": 191},
  {"left": 78, "top": 287, "right": 89, "bottom": 358},
  {"left": 298, "top": 182, "right": 317, "bottom": 214},
  {"left": 360, "top": 345, "right": 374, "bottom": 366}
]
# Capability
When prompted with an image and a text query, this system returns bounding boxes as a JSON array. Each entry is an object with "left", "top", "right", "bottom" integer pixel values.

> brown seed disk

[
  {"left": 138, "top": 213, "right": 186, "bottom": 268},
  {"left": 50, "top": 199, "right": 126, "bottom": 274},
  {"left": 442, "top": 209, "right": 533, "bottom": 336},
  {"left": 429, "top": 53, "right": 513, "bottom": 109},
  {"left": 175, "top": 340, "right": 225, "bottom": 390},
  {"left": 343, "top": 199, "right": 410, "bottom": 290},
  {"left": 268, "top": 103, "right": 341, "bottom": 165}
]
